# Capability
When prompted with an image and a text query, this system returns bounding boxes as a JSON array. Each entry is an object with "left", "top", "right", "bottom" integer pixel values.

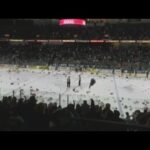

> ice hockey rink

[{"left": 0, "top": 66, "right": 150, "bottom": 118}]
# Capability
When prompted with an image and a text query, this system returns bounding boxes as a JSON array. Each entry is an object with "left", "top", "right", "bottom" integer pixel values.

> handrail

[{"left": 71, "top": 117, "right": 150, "bottom": 131}]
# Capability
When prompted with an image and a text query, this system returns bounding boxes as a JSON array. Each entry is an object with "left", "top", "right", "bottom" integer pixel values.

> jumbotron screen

[{"left": 59, "top": 19, "right": 86, "bottom": 26}]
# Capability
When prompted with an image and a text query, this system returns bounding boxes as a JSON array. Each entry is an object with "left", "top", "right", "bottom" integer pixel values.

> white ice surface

[{"left": 0, "top": 68, "right": 150, "bottom": 118}]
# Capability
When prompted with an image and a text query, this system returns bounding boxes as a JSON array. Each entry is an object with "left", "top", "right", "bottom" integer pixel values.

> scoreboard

[{"left": 59, "top": 19, "right": 86, "bottom": 26}]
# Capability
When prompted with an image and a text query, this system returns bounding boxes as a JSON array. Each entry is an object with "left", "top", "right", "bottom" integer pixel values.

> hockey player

[
  {"left": 134, "top": 69, "right": 137, "bottom": 77},
  {"left": 121, "top": 68, "right": 124, "bottom": 76},
  {"left": 112, "top": 68, "right": 115, "bottom": 75},
  {"left": 128, "top": 69, "right": 131, "bottom": 76},
  {"left": 79, "top": 74, "right": 81, "bottom": 86},
  {"left": 89, "top": 78, "right": 96, "bottom": 89},
  {"left": 75, "top": 67, "right": 78, "bottom": 72},
  {"left": 67, "top": 76, "right": 71, "bottom": 88},
  {"left": 146, "top": 70, "right": 149, "bottom": 78}
]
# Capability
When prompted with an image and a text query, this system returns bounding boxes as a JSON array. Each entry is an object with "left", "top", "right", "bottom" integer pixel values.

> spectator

[
  {"left": 125, "top": 112, "right": 131, "bottom": 123},
  {"left": 102, "top": 103, "right": 114, "bottom": 121}
]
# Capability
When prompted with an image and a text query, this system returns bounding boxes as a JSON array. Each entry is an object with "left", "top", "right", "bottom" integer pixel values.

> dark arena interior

[{"left": 0, "top": 19, "right": 150, "bottom": 131}]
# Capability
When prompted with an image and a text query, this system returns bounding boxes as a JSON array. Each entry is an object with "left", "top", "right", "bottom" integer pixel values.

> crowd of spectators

[
  {"left": 55, "top": 23, "right": 150, "bottom": 40},
  {"left": 0, "top": 95, "right": 150, "bottom": 131},
  {"left": 1, "top": 21, "right": 150, "bottom": 40},
  {"left": 0, "top": 42, "right": 150, "bottom": 71}
]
